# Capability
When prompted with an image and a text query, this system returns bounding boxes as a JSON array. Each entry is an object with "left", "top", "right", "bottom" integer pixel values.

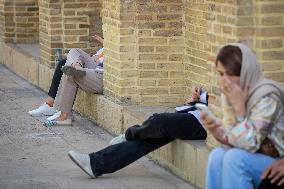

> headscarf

[
  {"left": 219, "top": 43, "right": 284, "bottom": 125},
  {"left": 229, "top": 43, "right": 284, "bottom": 111}
]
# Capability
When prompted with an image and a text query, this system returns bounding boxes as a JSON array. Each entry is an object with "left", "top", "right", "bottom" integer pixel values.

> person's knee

[
  {"left": 223, "top": 148, "right": 247, "bottom": 170},
  {"left": 208, "top": 147, "right": 226, "bottom": 167}
]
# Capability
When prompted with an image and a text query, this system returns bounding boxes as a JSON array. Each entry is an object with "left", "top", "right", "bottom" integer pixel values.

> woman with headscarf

[{"left": 203, "top": 43, "right": 284, "bottom": 189}]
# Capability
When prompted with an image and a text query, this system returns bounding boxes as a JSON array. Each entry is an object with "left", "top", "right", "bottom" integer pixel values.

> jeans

[
  {"left": 89, "top": 113, "right": 207, "bottom": 176},
  {"left": 205, "top": 147, "right": 276, "bottom": 189},
  {"left": 47, "top": 59, "right": 66, "bottom": 99}
]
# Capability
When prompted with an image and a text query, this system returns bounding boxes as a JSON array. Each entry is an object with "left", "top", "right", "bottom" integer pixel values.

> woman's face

[{"left": 216, "top": 61, "right": 241, "bottom": 88}]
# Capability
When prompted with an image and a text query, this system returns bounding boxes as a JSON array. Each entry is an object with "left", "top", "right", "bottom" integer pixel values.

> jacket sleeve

[{"left": 224, "top": 94, "right": 281, "bottom": 152}]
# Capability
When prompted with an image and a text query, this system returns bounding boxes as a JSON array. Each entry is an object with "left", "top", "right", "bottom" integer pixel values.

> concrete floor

[{"left": 0, "top": 64, "right": 196, "bottom": 189}]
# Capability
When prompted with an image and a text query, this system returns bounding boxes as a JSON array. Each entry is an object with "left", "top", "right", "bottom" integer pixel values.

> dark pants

[
  {"left": 259, "top": 179, "right": 284, "bottom": 189},
  {"left": 89, "top": 113, "right": 207, "bottom": 177},
  {"left": 47, "top": 59, "right": 66, "bottom": 99}
]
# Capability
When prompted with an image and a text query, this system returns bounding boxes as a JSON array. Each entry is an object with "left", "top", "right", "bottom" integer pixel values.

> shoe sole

[
  {"left": 68, "top": 152, "right": 96, "bottom": 179},
  {"left": 62, "top": 66, "right": 86, "bottom": 77}
]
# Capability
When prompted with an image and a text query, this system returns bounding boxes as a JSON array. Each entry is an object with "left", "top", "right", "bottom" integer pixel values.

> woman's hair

[{"left": 216, "top": 45, "right": 242, "bottom": 76}]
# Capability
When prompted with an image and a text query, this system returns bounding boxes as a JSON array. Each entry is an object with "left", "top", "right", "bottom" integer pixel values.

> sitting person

[
  {"left": 67, "top": 86, "right": 208, "bottom": 178},
  {"left": 29, "top": 35, "right": 104, "bottom": 127},
  {"left": 202, "top": 43, "right": 284, "bottom": 189},
  {"left": 28, "top": 54, "right": 67, "bottom": 117}
]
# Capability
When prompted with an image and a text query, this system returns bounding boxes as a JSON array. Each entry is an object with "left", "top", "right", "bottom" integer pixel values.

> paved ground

[{"left": 0, "top": 64, "right": 196, "bottom": 189}]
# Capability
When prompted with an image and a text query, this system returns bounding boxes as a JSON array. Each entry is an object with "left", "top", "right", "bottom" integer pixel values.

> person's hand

[
  {"left": 201, "top": 112, "right": 221, "bottom": 132},
  {"left": 261, "top": 158, "right": 284, "bottom": 186},
  {"left": 185, "top": 86, "right": 201, "bottom": 104},
  {"left": 92, "top": 34, "right": 103, "bottom": 44},
  {"left": 220, "top": 76, "right": 249, "bottom": 116}
]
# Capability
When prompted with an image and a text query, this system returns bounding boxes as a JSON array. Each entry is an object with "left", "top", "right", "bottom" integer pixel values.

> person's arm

[
  {"left": 261, "top": 158, "right": 284, "bottom": 186},
  {"left": 202, "top": 94, "right": 282, "bottom": 149},
  {"left": 223, "top": 94, "right": 281, "bottom": 151},
  {"left": 92, "top": 34, "right": 103, "bottom": 45},
  {"left": 185, "top": 86, "right": 201, "bottom": 104}
]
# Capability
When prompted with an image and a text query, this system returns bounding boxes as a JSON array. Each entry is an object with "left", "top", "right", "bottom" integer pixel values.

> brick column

[
  {"left": 0, "top": 0, "right": 5, "bottom": 42},
  {"left": 14, "top": 0, "right": 39, "bottom": 43},
  {"left": 255, "top": 0, "right": 284, "bottom": 84},
  {"left": 137, "top": 0, "right": 184, "bottom": 106},
  {"left": 0, "top": 0, "right": 16, "bottom": 43},
  {"left": 103, "top": 0, "right": 184, "bottom": 106},
  {"left": 0, "top": 0, "right": 39, "bottom": 43},
  {"left": 102, "top": 0, "right": 138, "bottom": 103}
]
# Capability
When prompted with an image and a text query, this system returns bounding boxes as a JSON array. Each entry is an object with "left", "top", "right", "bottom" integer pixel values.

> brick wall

[
  {"left": 39, "top": 0, "right": 102, "bottom": 68},
  {"left": 0, "top": 0, "right": 4, "bottom": 42},
  {"left": 14, "top": 0, "right": 39, "bottom": 43},
  {"left": 0, "top": 0, "right": 39, "bottom": 43},
  {"left": 137, "top": 0, "right": 185, "bottom": 106},
  {"left": 103, "top": 0, "right": 185, "bottom": 106},
  {"left": 255, "top": 0, "right": 284, "bottom": 84},
  {"left": 0, "top": 0, "right": 16, "bottom": 43},
  {"left": 101, "top": 0, "right": 137, "bottom": 103}
]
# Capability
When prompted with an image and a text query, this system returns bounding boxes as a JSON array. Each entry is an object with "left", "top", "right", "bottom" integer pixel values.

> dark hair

[{"left": 216, "top": 45, "right": 242, "bottom": 76}]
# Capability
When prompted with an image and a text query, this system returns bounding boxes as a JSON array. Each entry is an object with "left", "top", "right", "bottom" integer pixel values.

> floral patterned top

[{"left": 223, "top": 93, "right": 284, "bottom": 155}]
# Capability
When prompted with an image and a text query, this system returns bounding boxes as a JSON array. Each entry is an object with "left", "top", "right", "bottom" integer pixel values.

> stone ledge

[
  {"left": 0, "top": 42, "right": 53, "bottom": 91},
  {"left": 74, "top": 91, "right": 209, "bottom": 189}
]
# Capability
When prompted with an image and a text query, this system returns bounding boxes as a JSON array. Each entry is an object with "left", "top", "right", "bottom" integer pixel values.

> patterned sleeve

[{"left": 224, "top": 94, "right": 281, "bottom": 152}]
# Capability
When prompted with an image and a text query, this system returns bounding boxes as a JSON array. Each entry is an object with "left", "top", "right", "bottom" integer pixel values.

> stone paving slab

[{"left": 0, "top": 64, "right": 196, "bottom": 189}]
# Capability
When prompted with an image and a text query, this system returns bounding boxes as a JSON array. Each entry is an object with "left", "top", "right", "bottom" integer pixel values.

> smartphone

[{"left": 195, "top": 103, "right": 217, "bottom": 120}]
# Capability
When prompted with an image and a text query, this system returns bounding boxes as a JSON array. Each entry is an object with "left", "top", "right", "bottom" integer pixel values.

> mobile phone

[{"left": 195, "top": 103, "right": 217, "bottom": 120}]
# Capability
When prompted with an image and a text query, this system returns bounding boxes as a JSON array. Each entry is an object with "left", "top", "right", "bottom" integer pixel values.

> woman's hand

[
  {"left": 201, "top": 112, "right": 221, "bottom": 132},
  {"left": 220, "top": 76, "right": 249, "bottom": 116},
  {"left": 261, "top": 158, "right": 284, "bottom": 186},
  {"left": 185, "top": 86, "right": 201, "bottom": 104},
  {"left": 201, "top": 112, "right": 227, "bottom": 143}
]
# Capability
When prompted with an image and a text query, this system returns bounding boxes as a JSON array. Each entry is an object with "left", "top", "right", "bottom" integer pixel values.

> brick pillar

[
  {"left": 39, "top": 0, "right": 102, "bottom": 67},
  {"left": 39, "top": 0, "right": 63, "bottom": 68},
  {"left": 0, "top": 0, "right": 16, "bottom": 43},
  {"left": 103, "top": 0, "right": 184, "bottom": 106},
  {"left": 0, "top": 0, "right": 5, "bottom": 42},
  {"left": 137, "top": 0, "right": 184, "bottom": 106},
  {"left": 14, "top": 0, "right": 39, "bottom": 43},
  {"left": 102, "top": 0, "right": 138, "bottom": 103},
  {"left": 0, "top": 0, "right": 39, "bottom": 43},
  {"left": 255, "top": 0, "right": 284, "bottom": 84}
]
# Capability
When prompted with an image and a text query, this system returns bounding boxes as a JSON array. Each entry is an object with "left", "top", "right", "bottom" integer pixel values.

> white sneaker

[
  {"left": 43, "top": 118, "right": 72, "bottom": 127},
  {"left": 109, "top": 134, "right": 126, "bottom": 145},
  {"left": 68, "top": 150, "right": 95, "bottom": 178},
  {"left": 28, "top": 103, "right": 57, "bottom": 117},
  {"left": 46, "top": 111, "right": 61, "bottom": 121}
]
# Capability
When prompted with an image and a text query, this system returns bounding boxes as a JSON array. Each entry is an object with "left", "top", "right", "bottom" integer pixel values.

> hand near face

[
  {"left": 261, "top": 158, "right": 284, "bottom": 186},
  {"left": 220, "top": 76, "right": 249, "bottom": 116},
  {"left": 185, "top": 86, "right": 201, "bottom": 104}
]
